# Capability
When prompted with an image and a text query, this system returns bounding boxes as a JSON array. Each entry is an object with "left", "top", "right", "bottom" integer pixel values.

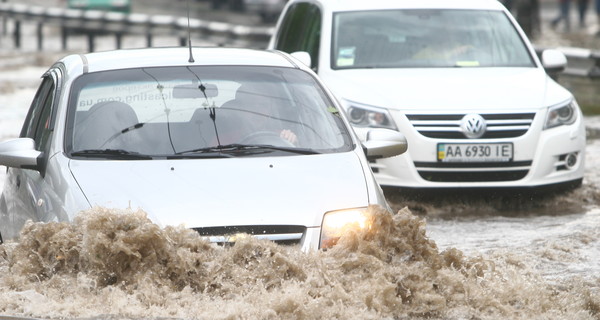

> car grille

[
  {"left": 414, "top": 160, "right": 532, "bottom": 182},
  {"left": 193, "top": 225, "right": 305, "bottom": 246},
  {"left": 406, "top": 113, "right": 536, "bottom": 139}
]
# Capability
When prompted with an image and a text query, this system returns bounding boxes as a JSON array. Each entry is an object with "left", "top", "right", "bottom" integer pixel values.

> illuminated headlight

[
  {"left": 320, "top": 208, "right": 371, "bottom": 249},
  {"left": 345, "top": 101, "right": 397, "bottom": 130},
  {"left": 544, "top": 101, "right": 577, "bottom": 129}
]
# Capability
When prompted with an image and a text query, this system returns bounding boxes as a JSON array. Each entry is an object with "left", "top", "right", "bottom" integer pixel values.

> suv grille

[
  {"left": 414, "top": 160, "right": 532, "bottom": 182},
  {"left": 407, "top": 113, "right": 536, "bottom": 139},
  {"left": 193, "top": 225, "right": 305, "bottom": 246}
]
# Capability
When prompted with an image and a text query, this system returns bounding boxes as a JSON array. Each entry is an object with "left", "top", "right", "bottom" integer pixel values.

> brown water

[{"left": 0, "top": 204, "right": 598, "bottom": 320}]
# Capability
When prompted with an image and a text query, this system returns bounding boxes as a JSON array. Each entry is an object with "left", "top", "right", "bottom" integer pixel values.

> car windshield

[
  {"left": 66, "top": 66, "right": 353, "bottom": 158},
  {"left": 332, "top": 9, "right": 535, "bottom": 69}
]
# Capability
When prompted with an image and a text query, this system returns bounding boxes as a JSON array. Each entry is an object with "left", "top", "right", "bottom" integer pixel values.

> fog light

[{"left": 565, "top": 153, "right": 578, "bottom": 169}]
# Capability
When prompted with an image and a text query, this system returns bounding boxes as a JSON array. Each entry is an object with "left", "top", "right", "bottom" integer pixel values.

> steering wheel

[{"left": 239, "top": 131, "right": 295, "bottom": 147}]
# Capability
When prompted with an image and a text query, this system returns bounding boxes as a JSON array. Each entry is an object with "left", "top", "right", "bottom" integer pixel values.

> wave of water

[{"left": 0, "top": 206, "right": 598, "bottom": 319}]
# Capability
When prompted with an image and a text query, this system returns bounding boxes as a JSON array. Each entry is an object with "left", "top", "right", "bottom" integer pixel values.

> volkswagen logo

[{"left": 460, "top": 114, "right": 486, "bottom": 139}]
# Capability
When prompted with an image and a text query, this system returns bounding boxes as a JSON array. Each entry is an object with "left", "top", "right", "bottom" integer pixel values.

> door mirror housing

[
  {"left": 290, "top": 51, "right": 312, "bottom": 68},
  {"left": 362, "top": 129, "right": 408, "bottom": 160},
  {"left": 541, "top": 49, "right": 567, "bottom": 74},
  {"left": 0, "top": 138, "right": 42, "bottom": 170}
]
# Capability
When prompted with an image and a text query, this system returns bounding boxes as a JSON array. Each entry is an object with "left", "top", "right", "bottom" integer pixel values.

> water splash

[{"left": 1, "top": 206, "right": 598, "bottom": 319}]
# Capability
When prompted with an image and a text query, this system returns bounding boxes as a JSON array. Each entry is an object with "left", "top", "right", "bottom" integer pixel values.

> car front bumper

[{"left": 356, "top": 108, "right": 587, "bottom": 189}]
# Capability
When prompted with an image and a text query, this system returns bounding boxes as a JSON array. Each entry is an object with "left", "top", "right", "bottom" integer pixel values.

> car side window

[
  {"left": 274, "top": 2, "right": 322, "bottom": 70},
  {"left": 20, "top": 74, "right": 57, "bottom": 151}
]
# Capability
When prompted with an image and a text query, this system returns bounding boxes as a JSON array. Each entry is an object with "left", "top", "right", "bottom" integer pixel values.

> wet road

[
  {"left": 382, "top": 119, "right": 600, "bottom": 282},
  {"left": 384, "top": 151, "right": 600, "bottom": 282}
]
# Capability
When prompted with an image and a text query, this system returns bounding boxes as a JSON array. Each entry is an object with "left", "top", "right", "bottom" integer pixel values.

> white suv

[{"left": 268, "top": 0, "right": 586, "bottom": 191}]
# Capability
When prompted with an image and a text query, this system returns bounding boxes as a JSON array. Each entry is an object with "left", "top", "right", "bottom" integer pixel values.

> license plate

[{"left": 437, "top": 143, "right": 513, "bottom": 162}]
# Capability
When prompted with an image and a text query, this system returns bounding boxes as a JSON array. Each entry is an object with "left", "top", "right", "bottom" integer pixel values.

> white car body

[
  {"left": 268, "top": 0, "right": 586, "bottom": 190},
  {"left": 0, "top": 47, "right": 407, "bottom": 250}
]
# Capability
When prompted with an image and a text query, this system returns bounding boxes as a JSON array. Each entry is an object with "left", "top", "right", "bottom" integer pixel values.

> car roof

[
  {"left": 58, "top": 47, "right": 299, "bottom": 75},
  {"left": 298, "top": 0, "right": 506, "bottom": 12}
]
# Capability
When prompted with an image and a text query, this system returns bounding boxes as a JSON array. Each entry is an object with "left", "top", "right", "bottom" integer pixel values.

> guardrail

[
  {"left": 0, "top": 3, "right": 599, "bottom": 79},
  {"left": 0, "top": 3, "right": 273, "bottom": 52},
  {"left": 533, "top": 46, "right": 600, "bottom": 78},
  {"left": 555, "top": 47, "right": 600, "bottom": 78}
]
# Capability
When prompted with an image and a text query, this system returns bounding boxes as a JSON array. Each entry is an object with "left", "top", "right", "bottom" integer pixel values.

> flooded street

[
  {"left": 1, "top": 2, "right": 600, "bottom": 316},
  {"left": 427, "top": 207, "right": 600, "bottom": 282},
  {"left": 4, "top": 206, "right": 598, "bottom": 319},
  {"left": 0, "top": 52, "right": 599, "bottom": 319},
  {"left": 384, "top": 119, "right": 600, "bottom": 284}
]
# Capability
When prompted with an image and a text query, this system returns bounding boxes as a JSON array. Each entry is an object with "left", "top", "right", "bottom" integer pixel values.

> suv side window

[
  {"left": 274, "top": 2, "right": 322, "bottom": 70},
  {"left": 20, "top": 73, "right": 57, "bottom": 152}
]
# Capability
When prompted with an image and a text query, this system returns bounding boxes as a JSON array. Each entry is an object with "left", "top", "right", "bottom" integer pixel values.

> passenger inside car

[{"left": 74, "top": 101, "right": 140, "bottom": 151}]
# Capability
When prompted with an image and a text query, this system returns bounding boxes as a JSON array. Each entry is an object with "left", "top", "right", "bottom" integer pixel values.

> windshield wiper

[
  {"left": 242, "top": 144, "right": 320, "bottom": 155},
  {"left": 168, "top": 146, "right": 236, "bottom": 158},
  {"left": 176, "top": 144, "right": 320, "bottom": 156},
  {"left": 71, "top": 149, "right": 153, "bottom": 160},
  {"left": 173, "top": 144, "right": 249, "bottom": 157},
  {"left": 100, "top": 123, "right": 145, "bottom": 148}
]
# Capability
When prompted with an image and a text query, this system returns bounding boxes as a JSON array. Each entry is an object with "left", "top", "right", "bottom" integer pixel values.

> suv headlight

[
  {"left": 320, "top": 208, "right": 371, "bottom": 249},
  {"left": 544, "top": 100, "right": 577, "bottom": 129},
  {"left": 344, "top": 101, "right": 397, "bottom": 130}
]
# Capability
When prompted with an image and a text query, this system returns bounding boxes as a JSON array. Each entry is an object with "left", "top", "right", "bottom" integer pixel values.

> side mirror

[
  {"left": 0, "top": 138, "right": 42, "bottom": 170},
  {"left": 290, "top": 51, "right": 312, "bottom": 68},
  {"left": 541, "top": 49, "right": 567, "bottom": 74},
  {"left": 362, "top": 129, "right": 408, "bottom": 160}
]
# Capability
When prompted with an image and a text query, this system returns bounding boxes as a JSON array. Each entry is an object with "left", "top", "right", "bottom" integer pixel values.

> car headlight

[
  {"left": 320, "top": 208, "right": 371, "bottom": 249},
  {"left": 344, "top": 101, "right": 397, "bottom": 130},
  {"left": 544, "top": 100, "right": 577, "bottom": 129}
]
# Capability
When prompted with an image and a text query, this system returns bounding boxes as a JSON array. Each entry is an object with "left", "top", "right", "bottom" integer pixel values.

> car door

[
  {"left": 0, "top": 69, "right": 62, "bottom": 241},
  {"left": 272, "top": 1, "right": 322, "bottom": 71}
]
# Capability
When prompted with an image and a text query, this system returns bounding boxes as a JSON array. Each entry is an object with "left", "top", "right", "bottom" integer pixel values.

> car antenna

[{"left": 186, "top": 0, "right": 195, "bottom": 63}]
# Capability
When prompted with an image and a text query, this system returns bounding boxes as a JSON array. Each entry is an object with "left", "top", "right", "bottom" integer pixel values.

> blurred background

[{"left": 0, "top": 0, "right": 599, "bottom": 111}]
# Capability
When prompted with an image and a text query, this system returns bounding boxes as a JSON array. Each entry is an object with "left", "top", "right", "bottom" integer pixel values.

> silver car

[{"left": 0, "top": 47, "right": 407, "bottom": 250}]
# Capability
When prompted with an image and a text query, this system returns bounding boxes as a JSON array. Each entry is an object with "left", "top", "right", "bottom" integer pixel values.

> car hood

[
  {"left": 322, "top": 68, "right": 572, "bottom": 111},
  {"left": 69, "top": 152, "right": 369, "bottom": 228}
]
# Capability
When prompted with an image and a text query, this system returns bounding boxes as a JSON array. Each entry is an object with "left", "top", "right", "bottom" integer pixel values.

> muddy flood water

[{"left": 1, "top": 56, "right": 599, "bottom": 320}]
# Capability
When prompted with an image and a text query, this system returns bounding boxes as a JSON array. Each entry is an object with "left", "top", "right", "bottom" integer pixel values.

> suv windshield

[
  {"left": 66, "top": 66, "right": 352, "bottom": 158},
  {"left": 332, "top": 9, "right": 535, "bottom": 69}
]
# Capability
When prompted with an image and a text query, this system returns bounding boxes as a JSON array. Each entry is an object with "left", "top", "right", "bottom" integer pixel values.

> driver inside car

[
  {"left": 223, "top": 82, "right": 299, "bottom": 146},
  {"left": 412, "top": 32, "right": 476, "bottom": 63}
]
